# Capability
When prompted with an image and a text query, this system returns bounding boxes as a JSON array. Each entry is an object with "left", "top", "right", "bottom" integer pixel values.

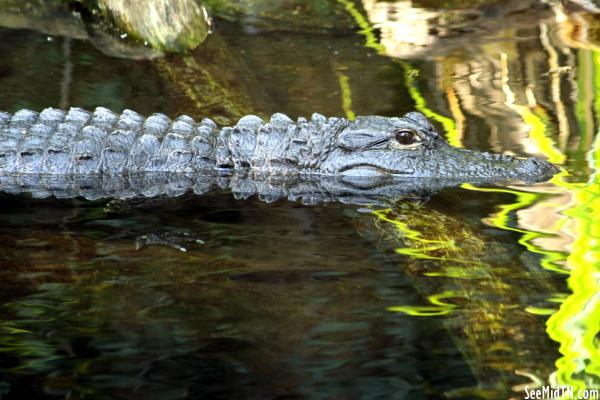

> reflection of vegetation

[
  {"left": 399, "top": 22, "right": 600, "bottom": 395},
  {"left": 547, "top": 151, "right": 600, "bottom": 388},
  {"left": 339, "top": 3, "right": 564, "bottom": 396},
  {"left": 361, "top": 201, "right": 558, "bottom": 398},
  {"left": 335, "top": 69, "right": 356, "bottom": 120},
  {"left": 153, "top": 33, "right": 270, "bottom": 124},
  {"left": 464, "top": 185, "right": 568, "bottom": 276},
  {"left": 155, "top": 55, "right": 251, "bottom": 125},
  {"left": 399, "top": 61, "right": 462, "bottom": 147},
  {"left": 372, "top": 207, "right": 473, "bottom": 264},
  {"left": 400, "top": 48, "right": 569, "bottom": 278},
  {"left": 545, "top": 48, "right": 600, "bottom": 391},
  {"left": 388, "top": 290, "right": 458, "bottom": 316},
  {"left": 394, "top": 18, "right": 600, "bottom": 394},
  {"left": 205, "top": 0, "right": 358, "bottom": 33},
  {"left": 394, "top": 27, "right": 600, "bottom": 394},
  {"left": 335, "top": 0, "right": 383, "bottom": 52}
]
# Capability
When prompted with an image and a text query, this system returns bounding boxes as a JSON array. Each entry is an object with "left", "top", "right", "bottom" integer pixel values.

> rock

[{"left": 78, "top": 0, "right": 212, "bottom": 54}]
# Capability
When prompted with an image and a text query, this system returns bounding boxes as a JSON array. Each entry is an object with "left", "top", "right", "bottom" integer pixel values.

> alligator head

[{"left": 320, "top": 112, "right": 559, "bottom": 183}]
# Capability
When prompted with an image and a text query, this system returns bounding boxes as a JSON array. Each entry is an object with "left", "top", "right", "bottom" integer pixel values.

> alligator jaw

[
  {"left": 338, "top": 164, "right": 412, "bottom": 177},
  {"left": 438, "top": 146, "right": 561, "bottom": 183},
  {"left": 329, "top": 145, "right": 559, "bottom": 183}
]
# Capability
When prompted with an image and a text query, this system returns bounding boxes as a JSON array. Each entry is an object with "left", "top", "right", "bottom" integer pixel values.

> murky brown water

[{"left": 1, "top": 1, "right": 600, "bottom": 399}]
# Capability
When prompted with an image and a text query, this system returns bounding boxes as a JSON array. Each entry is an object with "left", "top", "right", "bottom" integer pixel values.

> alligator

[{"left": 0, "top": 107, "right": 559, "bottom": 202}]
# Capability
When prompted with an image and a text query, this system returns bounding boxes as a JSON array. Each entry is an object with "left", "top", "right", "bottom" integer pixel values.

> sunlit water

[{"left": 0, "top": 2, "right": 599, "bottom": 399}]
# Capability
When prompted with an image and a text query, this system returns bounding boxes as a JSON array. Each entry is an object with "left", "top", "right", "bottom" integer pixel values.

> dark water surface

[{"left": 0, "top": 2, "right": 599, "bottom": 399}]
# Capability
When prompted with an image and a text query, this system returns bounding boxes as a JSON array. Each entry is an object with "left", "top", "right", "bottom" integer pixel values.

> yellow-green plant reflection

[
  {"left": 372, "top": 208, "right": 468, "bottom": 263},
  {"left": 401, "top": 46, "right": 600, "bottom": 392},
  {"left": 546, "top": 60, "right": 600, "bottom": 388},
  {"left": 336, "top": 0, "right": 384, "bottom": 53},
  {"left": 336, "top": 69, "right": 356, "bottom": 120},
  {"left": 387, "top": 290, "right": 459, "bottom": 316},
  {"left": 546, "top": 193, "right": 600, "bottom": 390},
  {"left": 341, "top": 1, "right": 600, "bottom": 394}
]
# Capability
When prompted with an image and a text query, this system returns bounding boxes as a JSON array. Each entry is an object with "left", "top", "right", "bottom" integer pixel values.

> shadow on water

[
  {"left": 2, "top": 0, "right": 600, "bottom": 399},
  {"left": 0, "top": 192, "right": 479, "bottom": 399}
]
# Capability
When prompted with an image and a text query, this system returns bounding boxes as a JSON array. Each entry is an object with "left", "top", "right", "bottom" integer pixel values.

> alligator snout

[{"left": 516, "top": 157, "right": 560, "bottom": 182}]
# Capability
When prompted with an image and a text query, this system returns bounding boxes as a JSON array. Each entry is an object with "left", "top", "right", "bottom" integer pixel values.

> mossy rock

[{"left": 77, "top": 0, "right": 211, "bottom": 54}]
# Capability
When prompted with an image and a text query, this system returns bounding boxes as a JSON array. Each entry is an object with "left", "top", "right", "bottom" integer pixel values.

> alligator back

[
  {"left": 0, "top": 107, "right": 222, "bottom": 175},
  {"left": 0, "top": 107, "right": 344, "bottom": 176}
]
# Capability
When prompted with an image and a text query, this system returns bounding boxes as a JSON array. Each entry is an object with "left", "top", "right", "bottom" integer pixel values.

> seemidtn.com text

[{"left": 524, "top": 386, "right": 600, "bottom": 399}]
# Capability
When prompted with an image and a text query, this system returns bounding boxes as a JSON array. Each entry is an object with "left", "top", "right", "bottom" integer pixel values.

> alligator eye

[{"left": 395, "top": 129, "right": 416, "bottom": 145}]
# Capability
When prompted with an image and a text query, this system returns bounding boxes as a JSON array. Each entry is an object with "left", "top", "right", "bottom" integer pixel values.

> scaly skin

[{"left": 0, "top": 107, "right": 558, "bottom": 182}]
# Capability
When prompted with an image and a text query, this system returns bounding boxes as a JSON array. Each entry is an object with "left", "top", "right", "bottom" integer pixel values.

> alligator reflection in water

[{"left": 0, "top": 172, "right": 495, "bottom": 206}]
